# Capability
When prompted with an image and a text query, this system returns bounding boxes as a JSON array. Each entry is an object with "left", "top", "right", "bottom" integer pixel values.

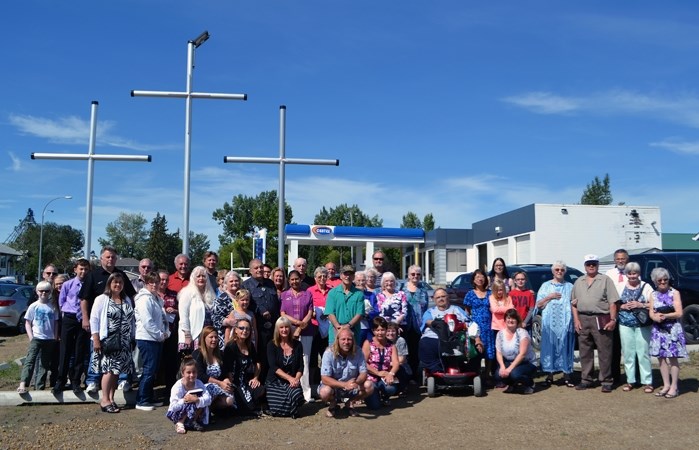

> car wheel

[
  {"left": 473, "top": 375, "right": 484, "bottom": 397},
  {"left": 426, "top": 377, "right": 436, "bottom": 397},
  {"left": 16, "top": 312, "right": 25, "bottom": 335},
  {"left": 531, "top": 315, "right": 542, "bottom": 351},
  {"left": 681, "top": 304, "right": 699, "bottom": 344}
]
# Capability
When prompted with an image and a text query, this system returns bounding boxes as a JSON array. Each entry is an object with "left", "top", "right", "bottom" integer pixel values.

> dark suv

[
  {"left": 446, "top": 265, "right": 584, "bottom": 349},
  {"left": 628, "top": 252, "right": 699, "bottom": 344}
]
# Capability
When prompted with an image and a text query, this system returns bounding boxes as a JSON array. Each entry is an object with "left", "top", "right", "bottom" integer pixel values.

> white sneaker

[
  {"left": 117, "top": 381, "right": 131, "bottom": 391},
  {"left": 135, "top": 403, "right": 156, "bottom": 411},
  {"left": 86, "top": 382, "right": 99, "bottom": 394}
]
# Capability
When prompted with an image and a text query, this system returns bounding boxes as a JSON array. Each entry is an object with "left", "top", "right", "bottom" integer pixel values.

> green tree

[
  {"left": 188, "top": 231, "right": 211, "bottom": 267},
  {"left": 314, "top": 204, "right": 383, "bottom": 227},
  {"left": 212, "top": 190, "right": 293, "bottom": 266},
  {"left": 13, "top": 222, "right": 84, "bottom": 282},
  {"left": 401, "top": 212, "right": 422, "bottom": 229},
  {"left": 144, "top": 213, "right": 180, "bottom": 271},
  {"left": 580, "top": 174, "right": 613, "bottom": 205},
  {"left": 99, "top": 212, "right": 148, "bottom": 258},
  {"left": 423, "top": 213, "right": 435, "bottom": 232}
]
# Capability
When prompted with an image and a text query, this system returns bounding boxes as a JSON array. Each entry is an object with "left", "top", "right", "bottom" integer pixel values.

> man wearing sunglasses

[{"left": 43, "top": 264, "right": 58, "bottom": 283}]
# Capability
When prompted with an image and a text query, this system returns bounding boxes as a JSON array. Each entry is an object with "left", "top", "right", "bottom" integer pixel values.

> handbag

[
  {"left": 631, "top": 308, "right": 653, "bottom": 327},
  {"left": 100, "top": 301, "right": 124, "bottom": 355},
  {"left": 630, "top": 283, "right": 653, "bottom": 327}
]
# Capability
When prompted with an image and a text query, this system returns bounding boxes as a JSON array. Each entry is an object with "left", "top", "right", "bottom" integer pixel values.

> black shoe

[
  {"left": 72, "top": 386, "right": 83, "bottom": 396},
  {"left": 575, "top": 383, "right": 591, "bottom": 391},
  {"left": 52, "top": 384, "right": 65, "bottom": 395},
  {"left": 601, "top": 384, "right": 613, "bottom": 393}
]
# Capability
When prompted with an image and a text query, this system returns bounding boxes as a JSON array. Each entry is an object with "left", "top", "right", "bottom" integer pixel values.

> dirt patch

[
  {"left": 1, "top": 361, "right": 697, "bottom": 449},
  {"left": 1, "top": 332, "right": 697, "bottom": 449}
]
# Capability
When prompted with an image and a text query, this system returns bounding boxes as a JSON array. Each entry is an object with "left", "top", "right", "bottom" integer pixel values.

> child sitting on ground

[
  {"left": 386, "top": 322, "right": 410, "bottom": 394},
  {"left": 166, "top": 356, "right": 212, "bottom": 434},
  {"left": 17, "top": 281, "right": 59, "bottom": 394}
]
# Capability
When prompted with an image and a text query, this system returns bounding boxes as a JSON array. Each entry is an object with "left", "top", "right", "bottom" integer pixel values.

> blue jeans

[
  {"left": 136, "top": 339, "right": 162, "bottom": 405},
  {"left": 365, "top": 379, "right": 399, "bottom": 410},
  {"left": 494, "top": 359, "right": 537, "bottom": 387}
]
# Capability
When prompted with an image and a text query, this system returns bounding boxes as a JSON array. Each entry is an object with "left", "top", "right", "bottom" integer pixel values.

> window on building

[{"left": 446, "top": 249, "right": 467, "bottom": 272}]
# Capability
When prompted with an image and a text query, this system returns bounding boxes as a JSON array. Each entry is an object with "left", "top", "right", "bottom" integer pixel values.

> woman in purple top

[{"left": 280, "top": 270, "right": 314, "bottom": 402}]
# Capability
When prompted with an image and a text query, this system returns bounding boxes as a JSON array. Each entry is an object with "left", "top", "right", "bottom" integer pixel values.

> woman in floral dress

[{"left": 648, "top": 267, "right": 687, "bottom": 398}]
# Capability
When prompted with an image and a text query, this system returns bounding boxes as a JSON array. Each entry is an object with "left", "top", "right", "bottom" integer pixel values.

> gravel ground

[{"left": 2, "top": 332, "right": 698, "bottom": 449}]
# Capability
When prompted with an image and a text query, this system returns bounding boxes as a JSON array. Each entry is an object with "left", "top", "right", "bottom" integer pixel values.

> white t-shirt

[
  {"left": 496, "top": 328, "right": 536, "bottom": 364},
  {"left": 26, "top": 301, "right": 58, "bottom": 340}
]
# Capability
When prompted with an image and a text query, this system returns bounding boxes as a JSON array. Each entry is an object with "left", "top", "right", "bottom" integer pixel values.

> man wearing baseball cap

[
  {"left": 325, "top": 265, "right": 365, "bottom": 345},
  {"left": 572, "top": 254, "right": 620, "bottom": 392}
]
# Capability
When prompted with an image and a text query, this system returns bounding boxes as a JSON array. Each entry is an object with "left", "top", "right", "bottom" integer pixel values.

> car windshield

[{"left": 678, "top": 254, "right": 699, "bottom": 276}]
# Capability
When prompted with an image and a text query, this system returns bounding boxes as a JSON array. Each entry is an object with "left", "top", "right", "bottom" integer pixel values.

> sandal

[
  {"left": 654, "top": 388, "right": 670, "bottom": 397},
  {"left": 176, "top": 422, "right": 187, "bottom": 434},
  {"left": 325, "top": 406, "right": 336, "bottom": 418},
  {"left": 346, "top": 406, "right": 359, "bottom": 417},
  {"left": 643, "top": 385, "right": 654, "bottom": 394},
  {"left": 622, "top": 384, "right": 633, "bottom": 392},
  {"left": 564, "top": 378, "right": 576, "bottom": 388},
  {"left": 100, "top": 404, "right": 120, "bottom": 414},
  {"left": 543, "top": 376, "right": 553, "bottom": 387},
  {"left": 664, "top": 390, "right": 679, "bottom": 399},
  {"left": 189, "top": 421, "right": 205, "bottom": 432}
]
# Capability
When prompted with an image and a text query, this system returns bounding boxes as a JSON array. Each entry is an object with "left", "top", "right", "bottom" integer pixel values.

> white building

[{"left": 408, "top": 203, "right": 662, "bottom": 284}]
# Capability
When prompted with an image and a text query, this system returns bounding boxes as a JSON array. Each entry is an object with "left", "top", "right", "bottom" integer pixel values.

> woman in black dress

[{"left": 265, "top": 317, "right": 305, "bottom": 418}]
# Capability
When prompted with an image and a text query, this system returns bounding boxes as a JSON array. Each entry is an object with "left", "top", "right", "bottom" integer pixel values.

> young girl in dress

[
  {"left": 166, "top": 356, "right": 212, "bottom": 434},
  {"left": 225, "top": 289, "right": 257, "bottom": 346},
  {"left": 386, "top": 322, "right": 410, "bottom": 395}
]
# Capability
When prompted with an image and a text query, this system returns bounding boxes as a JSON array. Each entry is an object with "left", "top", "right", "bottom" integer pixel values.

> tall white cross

[
  {"left": 131, "top": 31, "right": 247, "bottom": 255},
  {"left": 31, "top": 101, "right": 152, "bottom": 259},
  {"left": 224, "top": 105, "right": 339, "bottom": 268}
]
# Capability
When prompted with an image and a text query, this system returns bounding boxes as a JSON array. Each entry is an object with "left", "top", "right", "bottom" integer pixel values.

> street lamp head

[{"left": 191, "top": 31, "right": 210, "bottom": 48}]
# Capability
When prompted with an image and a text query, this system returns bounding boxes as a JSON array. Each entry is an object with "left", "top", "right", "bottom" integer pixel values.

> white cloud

[
  {"left": 8, "top": 114, "right": 176, "bottom": 152},
  {"left": 8, "top": 151, "right": 21, "bottom": 171},
  {"left": 502, "top": 89, "right": 699, "bottom": 129},
  {"left": 650, "top": 139, "right": 699, "bottom": 155},
  {"left": 501, "top": 92, "right": 580, "bottom": 114}
]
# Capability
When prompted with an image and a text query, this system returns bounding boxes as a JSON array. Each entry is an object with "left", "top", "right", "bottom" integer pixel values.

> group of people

[
  {"left": 16, "top": 246, "right": 689, "bottom": 434},
  {"left": 536, "top": 250, "right": 687, "bottom": 398}
]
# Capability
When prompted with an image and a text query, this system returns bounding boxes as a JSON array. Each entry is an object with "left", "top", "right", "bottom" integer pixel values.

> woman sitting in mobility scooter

[{"left": 418, "top": 288, "right": 485, "bottom": 397}]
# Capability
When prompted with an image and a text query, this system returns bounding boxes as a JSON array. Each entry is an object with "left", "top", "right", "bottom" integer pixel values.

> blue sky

[{"left": 3, "top": 1, "right": 699, "bottom": 255}]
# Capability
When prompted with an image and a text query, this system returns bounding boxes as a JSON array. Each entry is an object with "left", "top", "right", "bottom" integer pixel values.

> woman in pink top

[
  {"left": 489, "top": 279, "right": 513, "bottom": 388},
  {"left": 308, "top": 266, "right": 330, "bottom": 388}
]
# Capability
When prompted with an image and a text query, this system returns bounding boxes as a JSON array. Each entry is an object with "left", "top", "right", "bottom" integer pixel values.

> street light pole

[{"left": 38, "top": 196, "right": 72, "bottom": 281}]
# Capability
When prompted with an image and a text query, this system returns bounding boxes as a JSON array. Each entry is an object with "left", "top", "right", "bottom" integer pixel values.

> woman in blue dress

[
  {"left": 463, "top": 269, "right": 494, "bottom": 384},
  {"left": 536, "top": 261, "right": 575, "bottom": 387}
]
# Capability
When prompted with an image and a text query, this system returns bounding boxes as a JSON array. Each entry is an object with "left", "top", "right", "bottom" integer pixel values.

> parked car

[
  {"left": 446, "top": 264, "right": 584, "bottom": 349},
  {"left": 628, "top": 252, "right": 699, "bottom": 344},
  {"left": 0, "top": 283, "right": 37, "bottom": 334}
]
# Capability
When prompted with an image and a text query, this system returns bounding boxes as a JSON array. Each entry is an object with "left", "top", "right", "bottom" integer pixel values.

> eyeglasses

[
  {"left": 656, "top": 278, "right": 669, "bottom": 283},
  {"left": 140, "top": 265, "right": 152, "bottom": 269},
  {"left": 38, "top": 290, "right": 51, "bottom": 293},
  {"left": 373, "top": 257, "right": 384, "bottom": 261},
  {"left": 44, "top": 272, "right": 56, "bottom": 276},
  {"left": 237, "top": 326, "right": 251, "bottom": 332},
  {"left": 553, "top": 268, "right": 565, "bottom": 272},
  {"left": 409, "top": 273, "right": 421, "bottom": 276},
  {"left": 585, "top": 262, "right": 598, "bottom": 266},
  {"left": 514, "top": 278, "right": 526, "bottom": 281}
]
